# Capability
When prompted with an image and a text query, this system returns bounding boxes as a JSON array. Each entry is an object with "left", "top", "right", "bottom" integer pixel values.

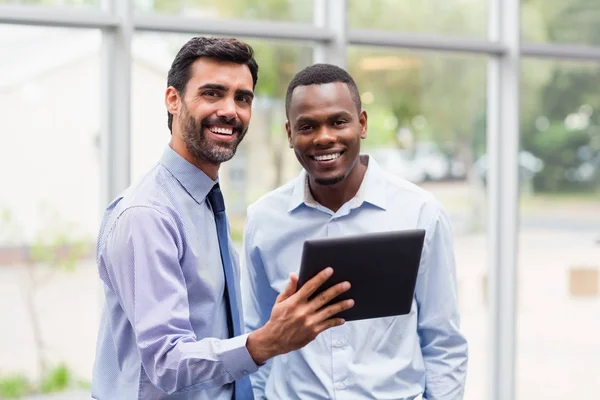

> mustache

[{"left": 200, "top": 117, "right": 244, "bottom": 133}]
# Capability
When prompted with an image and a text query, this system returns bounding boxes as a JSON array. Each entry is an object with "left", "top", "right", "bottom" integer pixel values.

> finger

[
  {"left": 314, "top": 299, "right": 354, "bottom": 323},
  {"left": 313, "top": 317, "right": 346, "bottom": 335},
  {"left": 296, "top": 267, "right": 333, "bottom": 299},
  {"left": 308, "top": 281, "right": 351, "bottom": 311},
  {"left": 276, "top": 273, "right": 298, "bottom": 303}
]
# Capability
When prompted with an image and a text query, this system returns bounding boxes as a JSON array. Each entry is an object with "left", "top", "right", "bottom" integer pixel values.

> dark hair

[
  {"left": 166, "top": 36, "right": 259, "bottom": 132},
  {"left": 285, "top": 63, "right": 361, "bottom": 118}
]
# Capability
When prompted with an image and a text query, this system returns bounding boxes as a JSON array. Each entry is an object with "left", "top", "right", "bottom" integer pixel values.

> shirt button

[
  {"left": 335, "top": 340, "right": 345, "bottom": 347},
  {"left": 334, "top": 382, "right": 346, "bottom": 390}
]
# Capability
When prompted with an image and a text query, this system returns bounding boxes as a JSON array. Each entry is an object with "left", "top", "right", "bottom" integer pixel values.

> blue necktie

[{"left": 207, "top": 183, "right": 254, "bottom": 400}]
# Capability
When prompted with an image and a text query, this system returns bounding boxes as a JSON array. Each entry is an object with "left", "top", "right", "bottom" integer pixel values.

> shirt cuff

[{"left": 218, "top": 333, "right": 259, "bottom": 381}]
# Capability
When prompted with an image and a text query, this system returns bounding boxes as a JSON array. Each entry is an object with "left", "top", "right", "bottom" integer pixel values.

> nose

[
  {"left": 215, "top": 97, "right": 237, "bottom": 122},
  {"left": 313, "top": 126, "right": 336, "bottom": 146}
]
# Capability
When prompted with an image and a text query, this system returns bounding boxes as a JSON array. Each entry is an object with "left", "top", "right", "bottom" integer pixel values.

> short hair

[
  {"left": 166, "top": 37, "right": 259, "bottom": 132},
  {"left": 285, "top": 63, "right": 361, "bottom": 119}
]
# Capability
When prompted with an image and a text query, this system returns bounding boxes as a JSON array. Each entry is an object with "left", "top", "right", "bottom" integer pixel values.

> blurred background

[{"left": 0, "top": 0, "right": 598, "bottom": 399}]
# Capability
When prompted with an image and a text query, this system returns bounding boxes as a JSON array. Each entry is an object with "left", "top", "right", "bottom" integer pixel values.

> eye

[
  {"left": 236, "top": 95, "right": 252, "bottom": 104},
  {"left": 203, "top": 91, "right": 220, "bottom": 98},
  {"left": 334, "top": 120, "right": 348, "bottom": 126},
  {"left": 299, "top": 125, "right": 313, "bottom": 131}
]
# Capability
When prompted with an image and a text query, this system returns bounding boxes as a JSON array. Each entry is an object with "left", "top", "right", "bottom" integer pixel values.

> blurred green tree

[{"left": 0, "top": 203, "right": 90, "bottom": 384}]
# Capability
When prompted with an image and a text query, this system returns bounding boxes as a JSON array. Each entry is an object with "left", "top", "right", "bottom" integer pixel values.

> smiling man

[
  {"left": 242, "top": 63, "right": 468, "bottom": 399},
  {"left": 91, "top": 39, "right": 354, "bottom": 400}
]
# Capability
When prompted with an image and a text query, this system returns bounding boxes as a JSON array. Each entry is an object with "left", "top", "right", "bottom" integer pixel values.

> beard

[
  {"left": 180, "top": 104, "right": 247, "bottom": 165},
  {"left": 310, "top": 151, "right": 360, "bottom": 186},
  {"left": 314, "top": 175, "right": 345, "bottom": 186}
]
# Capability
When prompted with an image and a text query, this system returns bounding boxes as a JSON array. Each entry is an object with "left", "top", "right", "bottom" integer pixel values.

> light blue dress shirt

[
  {"left": 242, "top": 155, "right": 468, "bottom": 400},
  {"left": 92, "top": 146, "right": 258, "bottom": 400}
]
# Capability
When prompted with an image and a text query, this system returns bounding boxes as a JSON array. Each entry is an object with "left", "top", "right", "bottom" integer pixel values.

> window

[
  {"left": 0, "top": 0, "right": 99, "bottom": 7},
  {"left": 134, "top": 0, "right": 313, "bottom": 23},
  {"left": 522, "top": 0, "right": 600, "bottom": 46},
  {"left": 349, "top": 46, "right": 489, "bottom": 400},
  {"left": 348, "top": 0, "right": 487, "bottom": 37},
  {"left": 0, "top": 25, "right": 101, "bottom": 388},
  {"left": 517, "top": 59, "right": 600, "bottom": 399}
]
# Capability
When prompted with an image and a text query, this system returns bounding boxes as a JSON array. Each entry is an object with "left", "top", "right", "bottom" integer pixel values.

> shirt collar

[
  {"left": 159, "top": 145, "right": 217, "bottom": 205},
  {"left": 288, "top": 154, "right": 387, "bottom": 213}
]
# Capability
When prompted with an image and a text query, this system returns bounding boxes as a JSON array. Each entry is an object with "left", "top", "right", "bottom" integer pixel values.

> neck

[
  {"left": 169, "top": 136, "right": 219, "bottom": 180},
  {"left": 309, "top": 156, "right": 368, "bottom": 213}
]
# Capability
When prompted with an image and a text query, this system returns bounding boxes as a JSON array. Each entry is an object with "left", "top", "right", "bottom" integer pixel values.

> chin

[{"left": 313, "top": 175, "right": 345, "bottom": 186}]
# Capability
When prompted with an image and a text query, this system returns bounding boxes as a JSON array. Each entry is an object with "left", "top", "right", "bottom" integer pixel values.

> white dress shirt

[{"left": 242, "top": 155, "right": 468, "bottom": 400}]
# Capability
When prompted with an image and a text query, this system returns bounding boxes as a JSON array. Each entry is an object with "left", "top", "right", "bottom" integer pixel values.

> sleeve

[
  {"left": 415, "top": 206, "right": 468, "bottom": 400},
  {"left": 99, "top": 206, "right": 258, "bottom": 395},
  {"left": 240, "top": 211, "right": 280, "bottom": 399}
]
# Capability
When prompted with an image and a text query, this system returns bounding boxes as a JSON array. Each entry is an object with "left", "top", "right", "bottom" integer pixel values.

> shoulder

[
  {"left": 378, "top": 164, "right": 444, "bottom": 219},
  {"left": 98, "top": 165, "right": 183, "bottom": 252},
  {"left": 362, "top": 156, "right": 447, "bottom": 236},
  {"left": 105, "top": 205, "right": 180, "bottom": 248}
]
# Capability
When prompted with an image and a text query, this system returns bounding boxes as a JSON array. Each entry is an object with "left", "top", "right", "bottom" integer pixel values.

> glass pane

[
  {"left": 131, "top": 33, "right": 313, "bottom": 238},
  {"left": 348, "top": 0, "right": 487, "bottom": 37},
  {"left": 518, "top": 59, "right": 600, "bottom": 399},
  {"left": 349, "top": 46, "right": 488, "bottom": 400},
  {"left": 0, "top": 25, "right": 100, "bottom": 396},
  {"left": 134, "top": 0, "right": 312, "bottom": 23},
  {"left": 522, "top": 0, "right": 600, "bottom": 46},
  {"left": 0, "top": 0, "right": 98, "bottom": 7}
]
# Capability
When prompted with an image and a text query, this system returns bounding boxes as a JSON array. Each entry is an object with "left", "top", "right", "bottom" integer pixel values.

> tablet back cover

[{"left": 298, "top": 229, "right": 425, "bottom": 321}]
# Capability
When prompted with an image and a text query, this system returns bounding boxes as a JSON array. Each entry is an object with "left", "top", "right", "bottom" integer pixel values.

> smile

[
  {"left": 208, "top": 126, "right": 234, "bottom": 135},
  {"left": 312, "top": 152, "right": 342, "bottom": 161}
]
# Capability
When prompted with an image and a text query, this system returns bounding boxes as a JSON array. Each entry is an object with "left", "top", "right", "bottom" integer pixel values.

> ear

[
  {"left": 285, "top": 121, "right": 293, "bottom": 148},
  {"left": 359, "top": 110, "right": 368, "bottom": 140},
  {"left": 165, "top": 86, "right": 180, "bottom": 120}
]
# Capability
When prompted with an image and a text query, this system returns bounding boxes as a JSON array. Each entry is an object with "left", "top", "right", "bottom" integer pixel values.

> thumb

[{"left": 276, "top": 273, "right": 298, "bottom": 303}]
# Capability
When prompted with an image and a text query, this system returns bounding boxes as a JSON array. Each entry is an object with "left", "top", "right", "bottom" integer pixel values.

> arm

[
  {"left": 241, "top": 214, "right": 279, "bottom": 398},
  {"left": 99, "top": 206, "right": 258, "bottom": 395},
  {"left": 415, "top": 207, "right": 468, "bottom": 400}
]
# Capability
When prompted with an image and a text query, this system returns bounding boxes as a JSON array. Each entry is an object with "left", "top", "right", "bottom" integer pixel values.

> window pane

[
  {"left": 522, "top": 0, "right": 600, "bottom": 46},
  {"left": 348, "top": 47, "right": 488, "bottom": 400},
  {"left": 0, "top": 0, "right": 98, "bottom": 7},
  {"left": 131, "top": 33, "right": 313, "bottom": 235},
  {"left": 134, "top": 0, "right": 312, "bottom": 23},
  {"left": 348, "top": 0, "right": 487, "bottom": 37},
  {"left": 518, "top": 59, "right": 600, "bottom": 399},
  {"left": 0, "top": 25, "right": 100, "bottom": 394}
]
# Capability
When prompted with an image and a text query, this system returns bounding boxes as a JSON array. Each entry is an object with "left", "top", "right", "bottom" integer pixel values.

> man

[
  {"left": 91, "top": 39, "right": 354, "bottom": 400},
  {"left": 242, "top": 63, "right": 468, "bottom": 399}
]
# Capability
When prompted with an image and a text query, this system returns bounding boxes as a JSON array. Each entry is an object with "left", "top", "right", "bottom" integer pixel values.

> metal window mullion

[
  {"left": 0, "top": 4, "right": 118, "bottom": 28},
  {"left": 487, "top": 0, "right": 520, "bottom": 399},
  {"left": 133, "top": 13, "right": 333, "bottom": 42},
  {"left": 312, "top": 0, "right": 347, "bottom": 68},
  {"left": 100, "top": 0, "right": 132, "bottom": 210},
  {"left": 522, "top": 42, "right": 600, "bottom": 62},
  {"left": 348, "top": 29, "right": 507, "bottom": 56}
]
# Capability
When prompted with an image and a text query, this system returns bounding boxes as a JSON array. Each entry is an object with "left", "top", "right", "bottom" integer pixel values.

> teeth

[
  {"left": 314, "top": 153, "right": 341, "bottom": 161},
  {"left": 209, "top": 127, "right": 233, "bottom": 135}
]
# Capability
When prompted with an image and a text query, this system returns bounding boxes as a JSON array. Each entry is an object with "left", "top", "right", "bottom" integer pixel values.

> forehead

[
  {"left": 186, "top": 57, "right": 254, "bottom": 91},
  {"left": 288, "top": 82, "right": 356, "bottom": 120}
]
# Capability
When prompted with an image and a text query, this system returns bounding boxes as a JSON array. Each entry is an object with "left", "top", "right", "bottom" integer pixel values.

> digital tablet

[{"left": 297, "top": 229, "right": 426, "bottom": 321}]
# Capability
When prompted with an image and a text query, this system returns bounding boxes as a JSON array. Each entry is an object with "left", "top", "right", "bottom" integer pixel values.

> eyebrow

[
  {"left": 294, "top": 116, "right": 318, "bottom": 128},
  {"left": 198, "top": 83, "right": 254, "bottom": 100},
  {"left": 294, "top": 111, "right": 353, "bottom": 127},
  {"left": 328, "top": 111, "right": 353, "bottom": 120},
  {"left": 198, "top": 83, "right": 228, "bottom": 92},
  {"left": 236, "top": 89, "right": 254, "bottom": 100}
]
